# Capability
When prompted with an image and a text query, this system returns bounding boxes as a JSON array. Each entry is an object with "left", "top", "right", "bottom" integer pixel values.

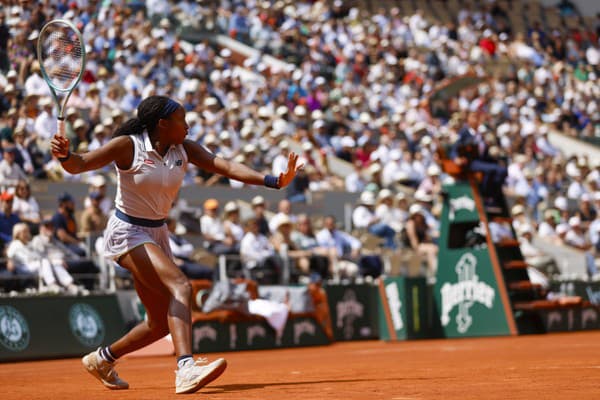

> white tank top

[{"left": 114, "top": 131, "right": 188, "bottom": 220}]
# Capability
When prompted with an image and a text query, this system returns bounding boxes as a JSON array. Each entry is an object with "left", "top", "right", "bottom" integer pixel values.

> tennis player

[{"left": 51, "top": 96, "right": 302, "bottom": 394}]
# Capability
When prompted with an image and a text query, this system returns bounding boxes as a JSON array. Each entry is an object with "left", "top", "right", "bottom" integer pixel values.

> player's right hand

[{"left": 51, "top": 134, "right": 71, "bottom": 159}]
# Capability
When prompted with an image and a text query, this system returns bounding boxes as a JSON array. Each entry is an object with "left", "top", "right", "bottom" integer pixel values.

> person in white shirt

[
  {"left": 352, "top": 191, "right": 398, "bottom": 249},
  {"left": 11, "top": 180, "right": 40, "bottom": 225},
  {"left": 240, "top": 217, "right": 280, "bottom": 282},
  {"left": 33, "top": 98, "right": 56, "bottom": 142},
  {"left": 0, "top": 147, "right": 28, "bottom": 191},
  {"left": 268, "top": 199, "right": 298, "bottom": 233},
  {"left": 6, "top": 223, "right": 79, "bottom": 294}
]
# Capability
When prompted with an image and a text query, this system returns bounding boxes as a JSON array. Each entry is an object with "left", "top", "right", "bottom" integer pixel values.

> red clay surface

[{"left": 2, "top": 331, "right": 600, "bottom": 399}]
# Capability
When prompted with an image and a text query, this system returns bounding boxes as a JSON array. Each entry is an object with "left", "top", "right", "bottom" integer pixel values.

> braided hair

[{"left": 112, "top": 96, "right": 179, "bottom": 138}]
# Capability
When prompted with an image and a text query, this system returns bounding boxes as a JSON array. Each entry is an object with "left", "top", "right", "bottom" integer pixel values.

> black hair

[{"left": 112, "top": 95, "right": 171, "bottom": 138}]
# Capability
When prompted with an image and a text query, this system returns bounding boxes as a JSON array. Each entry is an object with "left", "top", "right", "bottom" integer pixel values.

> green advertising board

[
  {"left": 433, "top": 181, "right": 513, "bottom": 337},
  {"left": 192, "top": 316, "right": 331, "bottom": 353},
  {"left": 0, "top": 295, "right": 127, "bottom": 362},
  {"left": 324, "top": 284, "right": 379, "bottom": 341},
  {"left": 378, "top": 277, "right": 432, "bottom": 340}
]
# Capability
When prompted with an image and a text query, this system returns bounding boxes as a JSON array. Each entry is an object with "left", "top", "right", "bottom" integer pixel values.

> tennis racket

[{"left": 36, "top": 19, "right": 86, "bottom": 137}]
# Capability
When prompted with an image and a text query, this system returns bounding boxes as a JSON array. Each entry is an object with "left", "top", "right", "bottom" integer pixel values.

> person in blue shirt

[{"left": 0, "top": 191, "right": 20, "bottom": 248}]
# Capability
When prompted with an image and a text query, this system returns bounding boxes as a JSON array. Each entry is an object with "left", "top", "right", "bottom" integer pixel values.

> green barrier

[
  {"left": 378, "top": 277, "right": 434, "bottom": 340},
  {"left": 550, "top": 281, "right": 600, "bottom": 305},
  {"left": 537, "top": 306, "right": 600, "bottom": 332},
  {"left": 192, "top": 317, "right": 330, "bottom": 353},
  {"left": 0, "top": 295, "right": 127, "bottom": 362},
  {"left": 433, "top": 181, "right": 513, "bottom": 337},
  {"left": 323, "top": 284, "right": 379, "bottom": 341}
]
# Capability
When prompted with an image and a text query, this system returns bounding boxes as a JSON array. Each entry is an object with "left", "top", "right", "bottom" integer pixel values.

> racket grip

[{"left": 57, "top": 118, "right": 65, "bottom": 137}]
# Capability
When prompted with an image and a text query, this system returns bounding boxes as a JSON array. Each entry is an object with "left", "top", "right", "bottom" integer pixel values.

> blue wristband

[{"left": 264, "top": 175, "right": 280, "bottom": 189}]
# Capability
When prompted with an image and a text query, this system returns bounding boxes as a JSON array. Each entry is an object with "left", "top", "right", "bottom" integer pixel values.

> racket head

[{"left": 37, "top": 19, "right": 86, "bottom": 95}]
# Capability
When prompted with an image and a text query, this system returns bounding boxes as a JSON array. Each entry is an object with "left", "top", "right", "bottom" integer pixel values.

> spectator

[
  {"left": 240, "top": 217, "right": 281, "bottom": 284},
  {"left": 83, "top": 175, "right": 112, "bottom": 215},
  {"left": 79, "top": 190, "right": 108, "bottom": 236},
  {"left": 269, "top": 199, "right": 297, "bottom": 233},
  {"left": 352, "top": 191, "right": 397, "bottom": 249},
  {"left": 0, "top": 191, "right": 19, "bottom": 249},
  {"left": 11, "top": 179, "right": 40, "bottom": 227},
  {"left": 250, "top": 195, "right": 270, "bottom": 237},
  {"left": 316, "top": 215, "right": 382, "bottom": 279},
  {"left": 516, "top": 224, "right": 559, "bottom": 277},
  {"left": 51, "top": 192, "right": 86, "bottom": 257},
  {"left": 166, "top": 217, "right": 214, "bottom": 280},
  {"left": 7, "top": 222, "right": 80, "bottom": 294},
  {"left": 0, "top": 146, "right": 28, "bottom": 191},
  {"left": 402, "top": 205, "right": 439, "bottom": 282}
]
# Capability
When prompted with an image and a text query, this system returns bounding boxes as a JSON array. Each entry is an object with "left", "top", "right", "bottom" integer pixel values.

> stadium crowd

[{"left": 0, "top": 0, "right": 600, "bottom": 291}]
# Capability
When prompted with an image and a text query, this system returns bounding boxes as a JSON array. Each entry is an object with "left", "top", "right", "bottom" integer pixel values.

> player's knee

[{"left": 172, "top": 279, "right": 192, "bottom": 302}]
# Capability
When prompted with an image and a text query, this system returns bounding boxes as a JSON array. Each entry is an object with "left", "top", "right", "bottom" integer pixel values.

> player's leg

[
  {"left": 118, "top": 243, "right": 226, "bottom": 394},
  {"left": 105, "top": 269, "right": 171, "bottom": 357}
]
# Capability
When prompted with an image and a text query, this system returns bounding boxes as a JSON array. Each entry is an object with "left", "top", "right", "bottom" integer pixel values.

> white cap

[
  {"left": 359, "top": 112, "right": 371, "bottom": 124},
  {"left": 556, "top": 225, "right": 568, "bottom": 235},
  {"left": 251, "top": 195, "right": 265, "bottom": 206},
  {"left": 313, "top": 120, "right": 325, "bottom": 129},
  {"left": 554, "top": 196, "right": 568, "bottom": 211},
  {"left": 302, "top": 142, "right": 313, "bottom": 151},
  {"left": 409, "top": 204, "right": 423, "bottom": 216},
  {"left": 568, "top": 216, "right": 581, "bottom": 227},
  {"left": 73, "top": 119, "right": 86, "bottom": 130},
  {"left": 276, "top": 105, "right": 288, "bottom": 116},
  {"left": 204, "top": 134, "right": 218, "bottom": 145},
  {"left": 426, "top": 164, "right": 441, "bottom": 176},
  {"left": 89, "top": 175, "right": 107, "bottom": 187},
  {"left": 204, "top": 97, "right": 218, "bottom": 106},
  {"left": 224, "top": 201, "right": 239, "bottom": 213},
  {"left": 219, "top": 130, "right": 231, "bottom": 140},
  {"left": 273, "top": 214, "right": 292, "bottom": 231},
  {"left": 389, "top": 149, "right": 402, "bottom": 161},
  {"left": 359, "top": 191, "right": 376, "bottom": 206},
  {"left": 294, "top": 105, "right": 307, "bottom": 116},
  {"left": 414, "top": 190, "right": 433, "bottom": 202},
  {"left": 377, "top": 188, "right": 393, "bottom": 200},
  {"left": 511, "top": 204, "right": 525, "bottom": 215},
  {"left": 340, "top": 136, "right": 356, "bottom": 148},
  {"left": 258, "top": 106, "right": 272, "bottom": 118}
]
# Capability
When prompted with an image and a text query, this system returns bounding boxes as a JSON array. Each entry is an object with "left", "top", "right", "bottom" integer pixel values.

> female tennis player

[{"left": 51, "top": 96, "right": 302, "bottom": 394}]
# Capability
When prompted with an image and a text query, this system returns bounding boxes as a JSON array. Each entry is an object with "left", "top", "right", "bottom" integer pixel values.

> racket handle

[{"left": 57, "top": 118, "right": 65, "bottom": 137}]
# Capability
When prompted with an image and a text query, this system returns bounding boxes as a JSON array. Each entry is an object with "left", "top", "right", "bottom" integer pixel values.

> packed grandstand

[{"left": 0, "top": 0, "right": 599, "bottom": 294}]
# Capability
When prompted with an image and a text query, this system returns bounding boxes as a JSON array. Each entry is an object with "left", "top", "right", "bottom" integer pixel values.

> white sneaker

[
  {"left": 175, "top": 357, "right": 227, "bottom": 394},
  {"left": 82, "top": 348, "right": 129, "bottom": 390}
]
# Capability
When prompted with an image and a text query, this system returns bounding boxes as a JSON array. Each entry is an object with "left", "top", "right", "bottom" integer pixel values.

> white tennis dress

[{"left": 103, "top": 131, "right": 188, "bottom": 261}]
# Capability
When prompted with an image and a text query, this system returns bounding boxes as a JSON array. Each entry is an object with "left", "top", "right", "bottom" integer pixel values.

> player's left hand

[{"left": 278, "top": 152, "right": 304, "bottom": 188}]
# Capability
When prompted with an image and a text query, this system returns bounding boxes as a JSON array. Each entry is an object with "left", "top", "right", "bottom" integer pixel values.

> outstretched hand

[
  {"left": 51, "top": 134, "right": 71, "bottom": 159},
  {"left": 278, "top": 152, "right": 304, "bottom": 188}
]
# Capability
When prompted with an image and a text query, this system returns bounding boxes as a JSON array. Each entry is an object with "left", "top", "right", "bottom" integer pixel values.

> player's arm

[
  {"left": 51, "top": 134, "right": 134, "bottom": 174},
  {"left": 183, "top": 139, "right": 302, "bottom": 189}
]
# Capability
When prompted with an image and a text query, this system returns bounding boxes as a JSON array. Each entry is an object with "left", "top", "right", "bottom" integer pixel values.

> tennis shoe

[
  {"left": 175, "top": 357, "right": 227, "bottom": 394},
  {"left": 82, "top": 348, "right": 129, "bottom": 390}
]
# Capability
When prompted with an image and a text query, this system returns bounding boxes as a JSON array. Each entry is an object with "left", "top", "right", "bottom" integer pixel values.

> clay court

[{"left": 2, "top": 331, "right": 599, "bottom": 399}]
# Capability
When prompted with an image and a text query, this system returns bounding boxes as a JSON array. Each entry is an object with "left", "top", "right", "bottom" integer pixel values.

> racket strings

[{"left": 41, "top": 28, "right": 83, "bottom": 91}]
